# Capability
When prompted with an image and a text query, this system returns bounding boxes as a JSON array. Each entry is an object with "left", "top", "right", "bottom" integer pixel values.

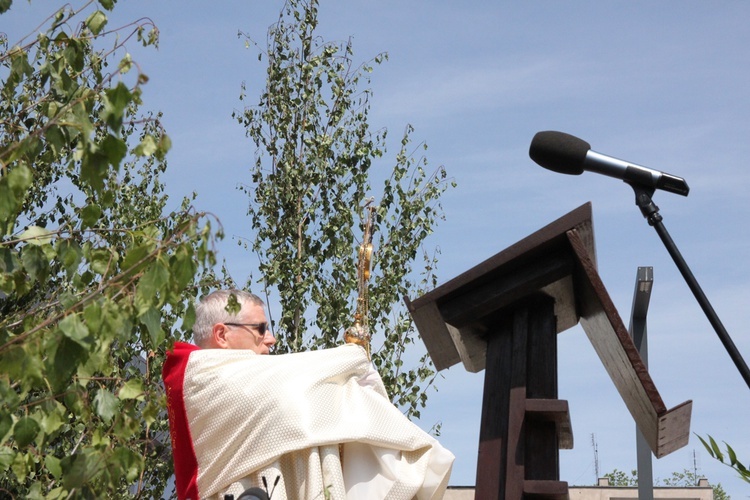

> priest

[{"left": 163, "top": 289, "right": 454, "bottom": 499}]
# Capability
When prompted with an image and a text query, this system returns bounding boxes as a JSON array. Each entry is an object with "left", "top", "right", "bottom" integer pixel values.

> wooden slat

[
  {"left": 567, "top": 229, "right": 692, "bottom": 458},
  {"left": 439, "top": 252, "right": 574, "bottom": 328},
  {"left": 523, "top": 479, "right": 569, "bottom": 499},
  {"left": 540, "top": 276, "right": 578, "bottom": 334},
  {"left": 656, "top": 400, "right": 693, "bottom": 457},
  {"left": 525, "top": 399, "right": 574, "bottom": 450},
  {"left": 404, "top": 298, "right": 460, "bottom": 371},
  {"left": 475, "top": 317, "right": 515, "bottom": 498},
  {"left": 524, "top": 296, "right": 561, "bottom": 481},
  {"left": 447, "top": 323, "right": 487, "bottom": 373},
  {"left": 409, "top": 203, "right": 594, "bottom": 310}
]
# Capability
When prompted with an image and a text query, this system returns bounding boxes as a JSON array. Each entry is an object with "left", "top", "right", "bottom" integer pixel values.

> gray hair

[{"left": 192, "top": 289, "right": 265, "bottom": 347}]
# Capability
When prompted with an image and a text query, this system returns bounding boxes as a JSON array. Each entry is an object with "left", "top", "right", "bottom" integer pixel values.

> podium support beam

[{"left": 476, "top": 294, "right": 559, "bottom": 499}]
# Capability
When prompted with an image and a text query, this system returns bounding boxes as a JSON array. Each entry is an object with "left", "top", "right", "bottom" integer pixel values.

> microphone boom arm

[{"left": 630, "top": 182, "right": 750, "bottom": 390}]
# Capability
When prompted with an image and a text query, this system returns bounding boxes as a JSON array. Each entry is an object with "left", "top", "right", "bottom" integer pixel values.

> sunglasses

[{"left": 224, "top": 322, "right": 270, "bottom": 336}]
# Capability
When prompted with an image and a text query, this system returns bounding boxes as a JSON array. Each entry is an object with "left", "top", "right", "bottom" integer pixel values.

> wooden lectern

[{"left": 405, "top": 203, "right": 691, "bottom": 500}]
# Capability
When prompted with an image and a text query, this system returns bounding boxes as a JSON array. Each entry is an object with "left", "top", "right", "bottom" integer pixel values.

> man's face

[{"left": 219, "top": 303, "right": 276, "bottom": 354}]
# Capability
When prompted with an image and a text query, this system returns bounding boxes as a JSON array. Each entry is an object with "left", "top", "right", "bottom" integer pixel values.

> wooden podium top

[
  {"left": 406, "top": 202, "right": 691, "bottom": 458},
  {"left": 406, "top": 203, "right": 595, "bottom": 372}
]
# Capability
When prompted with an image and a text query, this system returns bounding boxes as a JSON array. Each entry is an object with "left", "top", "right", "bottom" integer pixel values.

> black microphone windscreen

[
  {"left": 529, "top": 131, "right": 590, "bottom": 175},
  {"left": 237, "top": 487, "right": 269, "bottom": 500}
]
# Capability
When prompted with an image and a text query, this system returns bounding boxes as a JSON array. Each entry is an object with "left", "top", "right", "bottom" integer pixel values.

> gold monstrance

[{"left": 344, "top": 203, "right": 376, "bottom": 358}]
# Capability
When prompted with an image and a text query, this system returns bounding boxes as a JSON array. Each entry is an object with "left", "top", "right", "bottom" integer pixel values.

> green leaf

[
  {"left": 134, "top": 135, "right": 158, "bottom": 157},
  {"left": 155, "top": 132, "right": 172, "bottom": 160},
  {"left": 80, "top": 149, "right": 109, "bottom": 192},
  {"left": 0, "top": 446, "right": 15, "bottom": 469},
  {"left": 48, "top": 336, "right": 87, "bottom": 393},
  {"left": 20, "top": 226, "right": 53, "bottom": 246},
  {"left": 1, "top": 345, "right": 44, "bottom": 389},
  {"left": 118, "top": 52, "right": 133, "bottom": 73},
  {"left": 0, "top": 0, "right": 12, "bottom": 15},
  {"left": 81, "top": 203, "right": 102, "bottom": 228},
  {"left": 94, "top": 388, "right": 118, "bottom": 423},
  {"left": 110, "top": 446, "right": 142, "bottom": 483},
  {"left": 142, "top": 400, "right": 160, "bottom": 426},
  {"left": 69, "top": 102, "right": 94, "bottom": 144},
  {"left": 13, "top": 416, "right": 40, "bottom": 448},
  {"left": 121, "top": 243, "right": 153, "bottom": 275},
  {"left": 58, "top": 314, "right": 91, "bottom": 348},
  {"left": 89, "top": 247, "right": 116, "bottom": 276},
  {"left": 61, "top": 453, "right": 89, "bottom": 490},
  {"left": 56, "top": 239, "right": 83, "bottom": 277},
  {"left": 40, "top": 404, "right": 66, "bottom": 436},
  {"left": 101, "top": 302, "right": 133, "bottom": 344},
  {"left": 709, "top": 435, "right": 725, "bottom": 462},
  {"left": 0, "top": 246, "right": 18, "bottom": 275},
  {"left": 85, "top": 10, "right": 108, "bottom": 35},
  {"left": 140, "top": 306, "right": 164, "bottom": 347},
  {"left": 182, "top": 301, "right": 196, "bottom": 333},
  {"left": 78, "top": 340, "right": 112, "bottom": 381},
  {"left": 0, "top": 412, "right": 12, "bottom": 444},
  {"left": 118, "top": 379, "right": 144, "bottom": 400},
  {"left": 0, "top": 164, "right": 33, "bottom": 230},
  {"left": 169, "top": 245, "right": 196, "bottom": 290},
  {"left": 11, "top": 450, "right": 31, "bottom": 481},
  {"left": 97, "top": 0, "right": 114, "bottom": 10},
  {"left": 21, "top": 244, "right": 50, "bottom": 283},
  {"left": 9, "top": 46, "right": 33, "bottom": 80},
  {"left": 63, "top": 40, "right": 84, "bottom": 72},
  {"left": 82, "top": 301, "right": 103, "bottom": 336},
  {"left": 45, "top": 454, "right": 63, "bottom": 479},
  {"left": 59, "top": 291, "right": 78, "bottom": 309},
  {"left": 726, "top": 442, "right": 738, "bottom": 466},
  {"left": 45, "top": 125, "right": 66, "bottom": 155},
  {"left": 101, "top": 133, "right": 127, "bottom": 166},
  {"left": 101, "top": 83, "right": 131, "bottom": 132},
  {"left": 137, "top": 260, "right": 169, "bottom": 302},
  {"left": 91, "top": 428, "right": 110, "bottom": 448}
]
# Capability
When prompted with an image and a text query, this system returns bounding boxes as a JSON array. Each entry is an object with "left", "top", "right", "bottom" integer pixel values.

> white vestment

[{"left": 167, "top": 343, "right": 454, "bottom": 499}]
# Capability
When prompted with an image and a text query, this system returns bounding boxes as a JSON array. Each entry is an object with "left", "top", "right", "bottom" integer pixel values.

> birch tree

[{"left": 236, "top": 0, "right": 454, "bottom": 418}]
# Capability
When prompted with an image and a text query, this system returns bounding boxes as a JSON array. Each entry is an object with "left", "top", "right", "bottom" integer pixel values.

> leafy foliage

[
  {"left": 235, "top": 0, "right": 454, "bottom": 418},
  {"left": 661, "top": 468, "right": 730, "bottom": 500},
  {"left": 698, "top": 434, "right": 750, "bottom": 485},
  {"left": 602, "top": 468, "right": 638, "bottom": 486},
  {"left": 1, "top": 2, "right": 217, "bottom": 497},
  {"left": 602, "top": 467, "right": 730, "bottom": 499}
]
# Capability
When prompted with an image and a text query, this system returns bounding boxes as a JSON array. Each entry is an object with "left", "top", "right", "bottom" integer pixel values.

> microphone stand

[{"left": 629, "top": 182, "right": 750, "bottom": 390}]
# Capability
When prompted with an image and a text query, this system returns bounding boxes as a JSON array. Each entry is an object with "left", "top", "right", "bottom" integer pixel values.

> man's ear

[{"left": 212, "top": 323, "right": 230, "bottom": 349}]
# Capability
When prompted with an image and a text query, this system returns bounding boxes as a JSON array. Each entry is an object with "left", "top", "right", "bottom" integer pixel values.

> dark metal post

[{"left": 629, "top": 267, "right": 654, "bottom": 500}]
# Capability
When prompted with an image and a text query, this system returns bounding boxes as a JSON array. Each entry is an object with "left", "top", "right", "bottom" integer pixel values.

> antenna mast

[{"left": 591, "top": 433, "right": 600, "bottom": 481}]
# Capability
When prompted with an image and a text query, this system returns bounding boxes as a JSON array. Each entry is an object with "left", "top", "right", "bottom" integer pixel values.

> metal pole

[{"left": 629, "top": 267, "right": 654, "bottom": 500}]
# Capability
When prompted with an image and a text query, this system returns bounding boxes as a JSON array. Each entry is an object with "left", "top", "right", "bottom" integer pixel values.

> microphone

[
  {"left": 236, "top": 487, "right": 269, "bottom": 500},
  {"left": 529, "top": 131, "right": 689, "bottom": 196}
]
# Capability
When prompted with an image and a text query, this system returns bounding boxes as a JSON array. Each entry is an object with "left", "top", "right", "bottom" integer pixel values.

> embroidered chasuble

[{"left": 163, "top": 342, "right": 454, "bottom": 499}]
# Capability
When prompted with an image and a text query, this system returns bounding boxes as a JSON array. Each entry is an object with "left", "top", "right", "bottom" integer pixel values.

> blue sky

[{"left": 5, "top": 1, "right": 750, "bottom": 496}]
